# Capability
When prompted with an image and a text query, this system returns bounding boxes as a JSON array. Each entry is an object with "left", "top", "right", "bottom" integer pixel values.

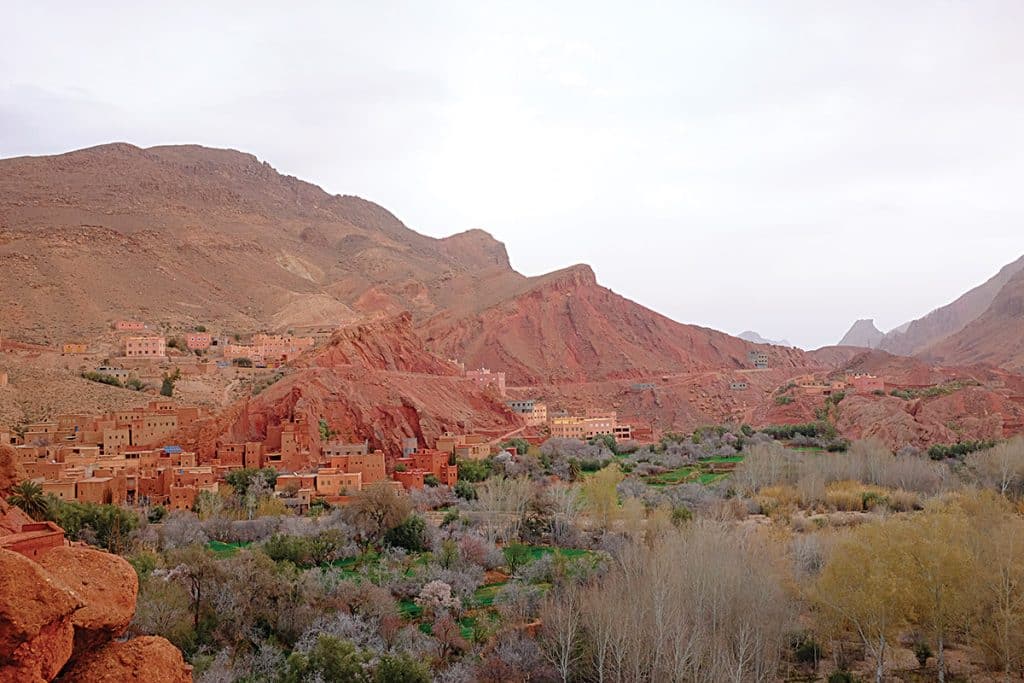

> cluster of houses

[
  {"left": 1, "top": 399, "right": 513, "bottom": 515},
  {"left": 59, "top": 319, "right": 319, "bottom": 368}
]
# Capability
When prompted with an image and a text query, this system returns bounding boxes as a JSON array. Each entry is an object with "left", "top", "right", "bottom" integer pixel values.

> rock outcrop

[
  {"left": 36, "top": 546, "right": 139, "bottom": 657},
  {"left": 0, "top": 550, "right": 81, "bottom": 682},
  {"left": 55, "top": 636, "right": 191, "bottom": 683}
]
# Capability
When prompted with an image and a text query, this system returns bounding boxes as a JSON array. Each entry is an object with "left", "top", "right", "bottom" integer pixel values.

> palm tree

[{"left": 8, "top": 480, "right": 48, "bottom": 520}]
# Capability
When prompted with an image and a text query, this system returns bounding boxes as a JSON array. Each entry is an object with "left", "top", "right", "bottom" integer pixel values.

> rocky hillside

[
  {"left": 184, "top": 315, "right": 520, "bottom": 460},
  {"left": 423, "top": 264, "right": 811, "bottom": 385},
  {"left": 923, "top": 266, "right": 1024, "bottom": 372},
  {"left": 878, "top": 254, "right": 1024, "bottom": 356}
]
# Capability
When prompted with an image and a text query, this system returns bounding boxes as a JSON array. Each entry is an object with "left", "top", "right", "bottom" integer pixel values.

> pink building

[
  {"left": 186, "top": 332, "right": 212, "bottom": 350},
  {"left": 848, "top": 374, "right": 885, "bottom": 393},
  {"left": 124, "top": 336, "right": 166, "bottom": 358},
  {"left": 466, "top": 368, "right": 506, "bottom": 397},
  {"left": 115, "top": 320, "right": 146, "bottom": 331}
]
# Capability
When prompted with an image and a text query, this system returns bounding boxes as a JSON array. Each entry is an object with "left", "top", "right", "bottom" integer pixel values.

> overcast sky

[{"left": 3, "top": 2, "right": 1023, "bottom": 348}]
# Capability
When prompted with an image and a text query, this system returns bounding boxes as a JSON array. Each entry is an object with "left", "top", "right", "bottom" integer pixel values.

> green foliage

[
  {"left": 913, "top": 639, "right": 932, "bottom": 668},
  {"left": 774, "top": 395, "right": 794, "bottom": 406},
  {"left": 261, "top": 531, "right": 344, "bottom": 567},
  {"left": 8, "top": 480, "right": 48, "bottom": 519},
  {"left": 423, "top": 474, "right": 440, "bottom": 487},
  {"left": 284, "top": 635, "right": 370, "bottom": 683},
  {"left": 588, "top": 433, "right": 619, "bottom": 454},
  {"left": 147, "top": 505, "right": 167, "bottom": 523},
  {"left": 166, "top": 336, "right": 183, "bottom": 350},
  {"left": 454, "top": 479, "right": 477, "bottom": 501},
  {"left": 45, "top": 498, "right": 138, "bottom": 553},
  {"left": 827, "top": 391, "right": 846, "bottom": 406},
  {"left": 760, "top": 421, "right": 832, "bottom": 440},
  {"left": 232, "top": 357, "right": 253, "bottom": 367},
  {"left": 224, "top": 467, "right": 278, "bottom": 496},
  {"left": 500, "top": 437, "right": 530, "bottom": 455},
  {"left": 194, "top": 325, "right": 207, "bottom": 332},
  {"left": 80, "top": 371, "right": 122, "bottom": 388},
  {"left": 791, "top": 631, "right": 821, "bottom": 665},
  {"left": 394, "top": 463, "right": 407, "bottom": 472},
  {"left": 318, "top": 418, "right": 335, "bottom": 441},
  {"left": 374, "top": 652, "right": 431, "bottom": 683},
  {"left": 927, "top": 440, "right": 996, "bottom": 461},
  {"left": 384, "top": 515, "right": 429, "bottom": 553},
  {"left": 457, "top": 458, "right": 492, "bottom": 482},
  {"left": 128, "top": 549, "right": 160, "bottom": 578},
  {"left": 160, "top": 368, "right": 181, "bottom": 397},
  {"left": 503, "top": 542, "right": 533, "bottom": 575},
  {"left": 740, "top": 424, "right": 754, "bottom": 437},
  {"left": 827, "top": 672, "right": 859, "bottom": 683},
  {"left": 671, "top": 505, "right": 692, "bottom": 526},
  {"left": 126, "top": 377, "right": 145, "bottom": 391}
]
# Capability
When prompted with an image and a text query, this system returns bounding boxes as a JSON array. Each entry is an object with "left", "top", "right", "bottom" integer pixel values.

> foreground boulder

[
  {"left": 0, "top": 549, "right": 81, "bottom": 682},
  {"left": 37, "top": 546, "right": 139, "bottom": 656},
  {"left": 55, "top": 636, "right": 191, "bottom": 683}
]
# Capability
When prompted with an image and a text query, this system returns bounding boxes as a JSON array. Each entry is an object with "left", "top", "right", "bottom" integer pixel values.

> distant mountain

[
  {"left": 837, "top": 319, "right": 884, "bottom": 348},
  {"left": 878, "top": 254, "right": 1024, "bottom": 356},
  {"left": 923, "top": 266, "right": 1024, "bottom": 372},
  {"left": 738, "top": 331, "right": 794, "bottom": 348}
]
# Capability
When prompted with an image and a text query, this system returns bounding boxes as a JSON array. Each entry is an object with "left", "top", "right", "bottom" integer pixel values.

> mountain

[
  {"left": 738, "top": 331, "right": 794, "bottom": 347},
  {"left": 923, "top": 267, "right": 1024, "bottom": 372},
  {"left": 837, "top": 319, "right": 884, "bottom": 348},
  {"left": 0, "top": 142, "right": 810, "bottom": 385},
  {"left": 877, "top": 254, "right": 1024, "bottom": 356}
]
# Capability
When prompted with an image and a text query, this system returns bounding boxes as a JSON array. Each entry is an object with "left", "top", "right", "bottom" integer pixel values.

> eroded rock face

[
  {"left": 0, "top": 549, "right": 81, "bottom": 682},
  {"left": 37, "top": 546, "right": 139, "bottom": 656},
  {"left": 55, "top": 636, "right": 191, "bottom": 683}
]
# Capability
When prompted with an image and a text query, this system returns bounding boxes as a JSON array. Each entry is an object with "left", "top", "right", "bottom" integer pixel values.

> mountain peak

[{"left": 838, "top": 319, "right": 884, "bottom": 348}]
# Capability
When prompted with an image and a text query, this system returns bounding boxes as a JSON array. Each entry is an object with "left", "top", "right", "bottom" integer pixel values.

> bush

[
  {"left": 374, "top": 653, "right": 431, "bottom": 682},
  {"left": 454, "top": 480, "right": 477, "bottom": 501},
  {"left": 457, "top": 458, "right": 492, "bottom": 482},
  {"left": 828, "top": 672, "right": 859, "bottom": 683},
  {"left": 384, "top": 515, "right": 429, "bottom": 553},
  {"left": 232, "top": 357, "right": 253, "bottom": 368},
  {"left": 928, "top": 440, "right": 996, "bottom": 461},
  {"left": 80, "top": 371, "right": 122, "bottom": 387},
  {"left": 774, "top": 395, "right": 794, "bottom": 406}
]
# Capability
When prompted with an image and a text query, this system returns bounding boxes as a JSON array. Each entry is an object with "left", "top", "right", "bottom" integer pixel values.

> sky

[{"left": 2, "top": 2, "right": 1023, "bottom": 349}]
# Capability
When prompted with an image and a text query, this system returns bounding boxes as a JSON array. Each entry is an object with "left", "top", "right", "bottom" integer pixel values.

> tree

[
  {"left": 374, "top": 653, "right": 430, "bottom": 683},
  {"left": 581, "top": 463, "right": 624, "bottom": 529},
  {"left": 893, "top": 509, "right": 974, "bottom": 683},
  {"left": 318, "top": 418, "right": 335, "bottom": 442},
  {"left": 285, "top": 635, "right": 370, "bottom": 683},
  {"left": 967, "top": 437, "right": 1024, "bottom": 498},
  {"left": 160, "top": 368, "right": 180, "bottom": 397},
  {"left": 383, "top": 515, "right": 429, "bottom": 552},
  {"left": 541, "top": 585, "right": 584, "bottom": 682},
  {"left": 351, "top": 481, "right": 412, "bottom": 546},
  {"left": 8, "top": 480, "right": 48, "bottom": 519},
  {"left": 814, "top": 522, "right": 911, "bottom": 683},
  {"left": 503, "top": 542, "right": 532, "bottom": 576},
  {"left": 167, "top": 545, "right": 221, "bottom": 630}
]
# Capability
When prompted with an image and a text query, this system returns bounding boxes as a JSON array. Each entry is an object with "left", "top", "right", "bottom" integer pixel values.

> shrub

[
  {"left": 232, "top": 357, "right": 253, "bottom": 368},
  {"left": 454, "top": 480, "right": 476, "bottom": 501},
  {"left": 80, "top": 371, "right": 122, "bottom": 387},
  {"left": 384, "top": 515, "right": 429, "bottom": 553},
  {"left": 775, "top": 395, "right": 794, "bottom": 406}
]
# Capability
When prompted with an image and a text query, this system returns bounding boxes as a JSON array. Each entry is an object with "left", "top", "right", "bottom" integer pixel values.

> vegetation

[{"left": 160, "top": 368, "right": 181, "bottom": 397}]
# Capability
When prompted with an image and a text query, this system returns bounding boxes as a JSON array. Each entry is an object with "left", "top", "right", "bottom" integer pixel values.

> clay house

[
  {"left": 401, "top": 437, "right": 418, "bottom": 457},
  {"left": 848, "top": 373, "right": 885, "bottom": 393},
  {"left": 95, "top": 366, "right": 131, "bottom": 383},
  {"left": 124, "top": 336, "right": 166, "bottom": 358},
  {"left": 41, "top": 480, "right": 77, "bottom": 502},
  {"left": 214, "top": 442, "right": 265, "bottom": 469},
  {"left": 435, "top": 433, "right": 491, "bottom": 460},
  {"left": 312, "top": 468, "right": 363, "bottom": 497},
  {"left": 185, "top": 332, "right": 213, "bottom": 351},
  {"left": 76, "top": 476, "right": 128, "bottom": 505},
  {"left": 115, "top": 320, "right": 146, "bottom": 331},
  {"left": 323, "top": 439, "right": 369, "bottom": 457},
  {"left": 393, "top": 449, "right": 458, "bottom": 489},
  {"left": 62, "top": 342, "right": 88, "bottom": 355},
  {"left": 326, "top": 449, "right": 387, "bottom": 485},
  {"left": 550, "top": 411, "right": 631, "bottom": 440},
  {"left": 466, "top": 368, "right": 507, "bottom": 397}
]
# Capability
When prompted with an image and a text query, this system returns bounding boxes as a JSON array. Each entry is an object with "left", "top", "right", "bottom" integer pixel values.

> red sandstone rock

[
  {"left": 37, "top": 546, "right": 139, "bottom": 656},
  {"left": 55, "top": 636, "right": 192, "bottom": 683},
  {"left": 0, "top": 549, "right": 81, "bottom": 682}
]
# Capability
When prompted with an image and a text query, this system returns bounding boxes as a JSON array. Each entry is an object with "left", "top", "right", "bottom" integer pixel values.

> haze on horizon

[{"left": 3, "top": 2, "right": 1023, "bottom": 349}]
